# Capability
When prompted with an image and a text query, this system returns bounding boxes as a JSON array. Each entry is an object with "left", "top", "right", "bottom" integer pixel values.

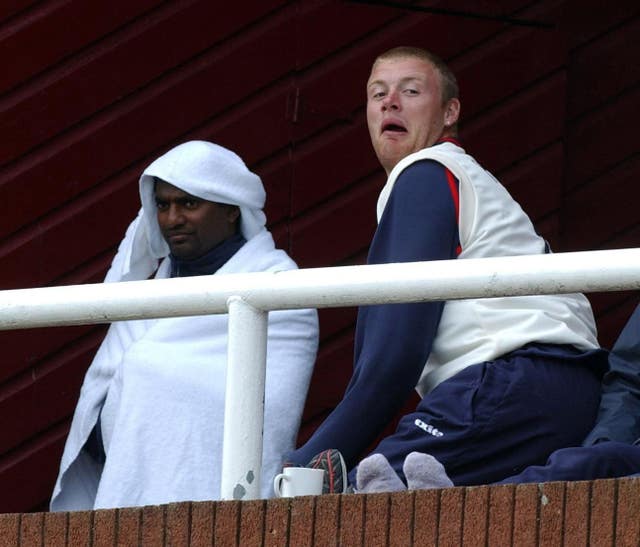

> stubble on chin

[{"left": 378, "top": 144, "right": 409, "bottom": 175}]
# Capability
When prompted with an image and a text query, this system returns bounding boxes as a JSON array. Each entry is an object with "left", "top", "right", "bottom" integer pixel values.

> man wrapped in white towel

[{"left": 50, "top": 141, "right": 319, "bottom": 510}]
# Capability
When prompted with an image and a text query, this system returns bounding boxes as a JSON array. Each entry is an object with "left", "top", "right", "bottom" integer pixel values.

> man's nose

[
  {"left": 382, "top": 90, "right": 399, "bottom": 111},
  {"left": 166, "top": 204, "right": 185, "bottom": 226}
]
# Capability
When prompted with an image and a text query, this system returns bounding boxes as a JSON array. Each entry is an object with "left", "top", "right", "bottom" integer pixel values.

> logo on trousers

[{"left": 414, "top": 419, "right": 443, "bottom": 437}]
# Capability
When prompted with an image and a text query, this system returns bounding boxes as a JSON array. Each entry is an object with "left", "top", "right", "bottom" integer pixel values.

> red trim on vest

[
  {"left": 444, "top": 168, "right": 462, "bottom": 256},
  {"left": 436, "top": 137, "right": 462, "bottom": 147}
]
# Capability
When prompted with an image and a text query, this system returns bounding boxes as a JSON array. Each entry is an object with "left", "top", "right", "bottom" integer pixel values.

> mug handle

[{"left": 273, "top": 473, "right": 288, "bottom": 497}]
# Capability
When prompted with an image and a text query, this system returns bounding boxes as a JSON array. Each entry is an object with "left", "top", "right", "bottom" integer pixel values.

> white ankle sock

[
  {"left": 403, "top": 452, "right": 453, "bottom": 490},
  {"left": 355, "top": 453, "right": 406, "bottom": 493}
]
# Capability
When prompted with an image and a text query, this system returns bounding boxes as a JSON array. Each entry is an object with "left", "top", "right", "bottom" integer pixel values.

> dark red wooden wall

[{"left": 0, "top": 0, "right": 638, "bottom": 512}]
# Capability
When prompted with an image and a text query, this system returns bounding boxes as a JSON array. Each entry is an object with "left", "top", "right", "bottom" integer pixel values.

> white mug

[{"left": 273, "top": 467, "right": 325, "bottom": 498}]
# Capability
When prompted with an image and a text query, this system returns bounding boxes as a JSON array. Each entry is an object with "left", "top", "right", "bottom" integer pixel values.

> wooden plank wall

[
  {"left": 562, "top": 1, "right": 640, "bottom": 343},
  {"left": 0, "top": 0, "right": 638, "bottom": 512},
  {"left": 1, "top": 477, "right": 639, "bottom": 545}
]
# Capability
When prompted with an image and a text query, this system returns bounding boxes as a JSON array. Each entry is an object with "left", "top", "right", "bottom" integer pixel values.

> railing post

[{"left": 220, "top": 296, "right": 268, "bottom": 500}]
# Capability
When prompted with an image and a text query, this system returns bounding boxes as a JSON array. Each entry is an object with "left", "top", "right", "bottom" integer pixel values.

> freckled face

[
  {"left": 366, "top": 57, "right": 456, "bottom": 174},
  {"left": 155, "top": 179, "right": 239, "bottom": 260}
]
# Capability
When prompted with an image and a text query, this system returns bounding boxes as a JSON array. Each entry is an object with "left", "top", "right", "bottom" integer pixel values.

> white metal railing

[{"left": 1, "top": 248, "right": 640, "bottom": 500}]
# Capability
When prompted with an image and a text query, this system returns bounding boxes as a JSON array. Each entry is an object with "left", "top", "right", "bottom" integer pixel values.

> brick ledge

[{"left": 2, "top": 477, "right": 639, "bottom": 545}]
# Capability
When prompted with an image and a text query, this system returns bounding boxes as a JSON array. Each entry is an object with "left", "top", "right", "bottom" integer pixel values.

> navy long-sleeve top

[
  {"left": 289, "top": 158, "right": 460, "bottom": 469},
  {"left": 582, "top": 302, "right": 640, "bottom": 447}
]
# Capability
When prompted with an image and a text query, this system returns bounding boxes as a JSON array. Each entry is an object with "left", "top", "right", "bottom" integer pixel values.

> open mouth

[{"left": 382, "top": 122, "right": 407, "bottom": 134}]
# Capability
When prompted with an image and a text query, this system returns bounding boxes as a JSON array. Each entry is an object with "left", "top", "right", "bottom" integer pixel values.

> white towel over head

[
  {"left": 139, "top": 140, "right": 267, "bottom": 258},
  {"left": 108, "top": 141, "right": 268, "bottom": 282}
]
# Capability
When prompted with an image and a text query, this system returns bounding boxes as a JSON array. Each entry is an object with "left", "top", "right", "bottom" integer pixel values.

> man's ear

[
  {"left": 444, "top": 98, "right": 461, "bottom": 127},
  {"left": 227, "top": 205, "right": 241, "bottom": 224}
]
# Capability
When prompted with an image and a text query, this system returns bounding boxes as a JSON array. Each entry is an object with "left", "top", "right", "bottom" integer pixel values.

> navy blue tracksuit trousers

[
  {"left": 496, "top": 441, "right": 640, "bottom": 483},
  {"left": 352, "top": 344, "right": 607, "bottom": 486}
]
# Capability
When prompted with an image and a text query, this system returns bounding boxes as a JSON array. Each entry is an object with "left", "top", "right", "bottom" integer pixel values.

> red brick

[
  {"left": 165, "top": 502, "right": 190, "bottom": 546},
  {"left": 239, "top": 499, "right": 265, "bottom": 547},
  {"left": 487, "top": 483, "right": 515, "bottom": 546},
  {"left": 388, "top": 491, "right": 413, "bottom": 547},
  {"left": 513, "top": 483, "right": 539, "bottom": 546},
  {"left": 289, "top": 496, "right": 316, "bottom": 547},
  {"left": 213, "top": 500, "right": 241, "bottom": 546},
  {"left": 190, "top": 501, "right": 215, "bottom": 547},
  {"left": 116, "top": 507, "right": 141, "bottom": 546},
  {"left": 462, "top": 485, "right": 489, "bottom": 547},
  {"left": 21, "top": 513, "right": 44, "bottom": 546},
  {"left": 412, "top": 489, "right": 439, "bottom": 546},
  {"left": 313, "top": 494, "right": 340, "bottom": 547},
  {"left": 67, "top": 510, "right": 92, "bottom": 547},
  {"left": 538, "top": 481, "right": 565, "bottom": 547},
  {"left": 364, "top": 492, "right": 391, "bottom": 547},
  {"left": 338, "top": 493, "right": 364, "bottom": 547},
  {"left": 615, "top": 477, "right": 640, "bottom": 547},
  {"left": 563, "top": 480, "right": 590, "bottom": 546},
  {"left": 438, "top": 487, "right": 464, "bottom": 546},
  {"left": 43, "top": 511, "right": 67, "bottom": 547},
  {"left": 140, "top": 505, "right": 165, "bottom": 547},
  {"left": 0, "top": 514, "right": 19, "bottom": 546},
  {"left": 363, "top": 493, "right": 390, "bottom": 547},
  {"left": 264, "top": 498, "right": 291, "bottom": 547},
  {"left": 93, "top": 508, "right": 117, "bottom": 546},
  {"left": 23, "top": 477, "right": 640, "bottom": 546},
  {"left": 589, "top": 479, "right": 616, "bottom": 547}
]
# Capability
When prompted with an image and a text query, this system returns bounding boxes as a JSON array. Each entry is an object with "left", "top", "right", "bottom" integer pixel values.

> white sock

[
  {"left": 355, "top": 453, "right": 407, "bottom": 493},
  {"left": 403, "top": 452, "right": 454, "bottom": 490}
]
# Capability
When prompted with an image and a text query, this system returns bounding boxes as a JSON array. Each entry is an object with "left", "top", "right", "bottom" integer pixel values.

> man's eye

[
  {"left": 373, "top": 91, "right": 386, "bottom": 99},
  {"left": 156, "top": 201, "right": 168, "bottom": 211},
  {"left": 184, "top": 200, "right": 199, "bottom": 209},
  {"left": 404, "top": 88, "right": 418, "bottom": 95}
]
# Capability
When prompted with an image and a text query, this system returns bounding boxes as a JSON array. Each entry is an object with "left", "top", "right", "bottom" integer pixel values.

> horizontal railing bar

[{"left": 0, "top": 248, "right": 639, "bottom": 330}]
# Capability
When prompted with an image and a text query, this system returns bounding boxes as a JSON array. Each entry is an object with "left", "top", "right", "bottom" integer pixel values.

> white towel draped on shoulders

[{"left": 50, "top": 230, "right": 319, "bottom": 510}]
